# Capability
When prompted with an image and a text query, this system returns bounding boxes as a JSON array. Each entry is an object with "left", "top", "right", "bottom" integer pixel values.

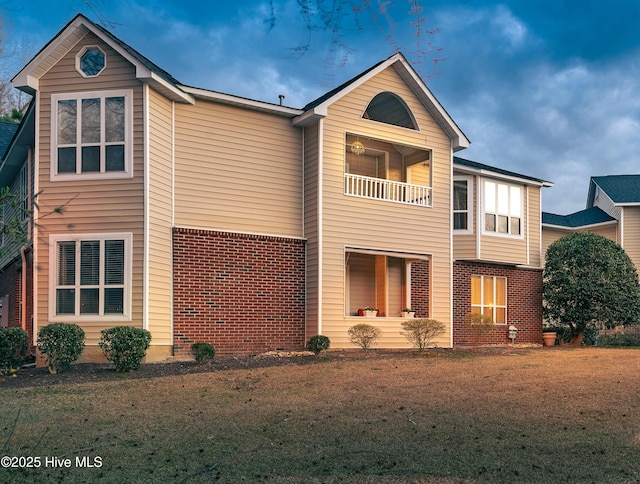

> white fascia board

[
  {"left": 180, "top": 85, "right": 302, "bottom": 117},
  {"left": 292, "top": 106, "right": 328, "bottom": 126},
  {"left": 453, "top": 164, "right": 552, "bottom": 188},
  {"left": 542, "top": 220, "right": 618, "bottom": 231}
]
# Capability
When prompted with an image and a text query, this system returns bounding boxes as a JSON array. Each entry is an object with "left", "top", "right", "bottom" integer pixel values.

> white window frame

[
  {"left": 471, "top": 275, "right": 507, "bottom": 324},
  {"left": 48, "top": 233, "right": 133, "bottom": 322},
  {"left": 50, "top": 89, "right": 134, "bottom": 181},
  {"left": 75, "top": 45, "right": 107, "bottom": 78},
  {"left": 453, "top": 175, "right": 473, "bottom": 234},
  {"left": 482, "top": 180, "right": 523, "bottom": 238}
]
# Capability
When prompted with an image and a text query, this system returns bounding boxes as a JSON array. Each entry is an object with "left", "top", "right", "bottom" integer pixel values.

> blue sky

[{"left": 3, "top": 0, "right": 640, "bottom": 214}]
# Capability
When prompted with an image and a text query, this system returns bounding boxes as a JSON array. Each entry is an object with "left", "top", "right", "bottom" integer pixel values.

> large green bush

[
  {"left": 99, "top": 326, "right": 151, "bottom": 372},
  {"left": 544, "top": 232, "right": 640, "bottom": 344},
  {"left": 0, "top": 327, "right": 29, "bottom": 374},
  {"left": 37, "top": 323, "right": 85, "bottom": 374}
]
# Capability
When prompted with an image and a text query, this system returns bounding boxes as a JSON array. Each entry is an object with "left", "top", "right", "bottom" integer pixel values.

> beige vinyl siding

[
  {"left": 146, "top": 88, "right": 173, "bottom": 344},
  {"left": 318, "top": 66, "right": 452, "bottom": 348},
  {"left": 622, "top": 207, "right": 640, "bottom": 270},
  {"left": 541, "top": 223, "right": 619, "bottom": 260},
  {"left": 36, "top": 32, "right": 145, "bottom": 344},
  {"left": 527, "top": 187, "right": 542, "bottom": 267},
  {"left": 173, "top": 100, "right": 303, "bottom": 238},
  {"left": 304, "top": 125, "right": 320, "bottom": 336}
]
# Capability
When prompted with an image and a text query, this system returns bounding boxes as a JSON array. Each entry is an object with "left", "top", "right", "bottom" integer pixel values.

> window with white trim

[
  {"left": 51, "top": 90, "right": 133, "bottom": 180},
  {"left": 471, "top": 275, "right": 506, "bottom": 324},
  {"left": 49, "top": 233, "right": 132, "bottom": 322},
  {"left": 453, "top": 176, "right": 473, "bottom": 233},
  {"left": 483, "top": 181, "right": 522, "bottom": 236}
]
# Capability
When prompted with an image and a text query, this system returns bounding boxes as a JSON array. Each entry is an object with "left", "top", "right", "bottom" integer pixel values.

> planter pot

[
  {"left": 402, "top": 312, "right": 416, "bottom": 318},
  {"left": 542, "top": 332, "right": 557, "bottom": 347},
  {"left": 364, "top": 310, "right": 378, "bottom": 317}
]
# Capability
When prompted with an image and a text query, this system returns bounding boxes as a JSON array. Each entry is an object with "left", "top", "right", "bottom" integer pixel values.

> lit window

[
  {"left": 49, "top": 233, "right": 132, "bottom": 322},
  {"left": 471, "top": 275, "right": 506, "bottom": 324},
  {"left": 51, "top": 90, "right": 132, "bottom": 180},
  {"left": 484, "top": 181, "right": 522, "bottom": 236}
]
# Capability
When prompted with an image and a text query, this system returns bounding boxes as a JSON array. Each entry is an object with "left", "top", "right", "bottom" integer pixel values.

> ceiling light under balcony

[{"left": 351, "top": 138, "right": 365, "bottom": 156}]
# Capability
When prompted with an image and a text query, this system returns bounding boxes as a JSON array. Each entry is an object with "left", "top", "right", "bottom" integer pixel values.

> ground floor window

[
  {"left": 471, "top": 275, "right": 506, "bottom": 323},
  {"left": 49, "top": 233, "right": 132, "bottom": 321},
  {"left": 346, "top": 251, "right": 422, "bottom": 317}
]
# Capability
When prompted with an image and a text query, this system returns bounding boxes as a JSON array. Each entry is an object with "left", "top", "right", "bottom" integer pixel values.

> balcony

[{"left": 344, "top": 173, "right": 432, "bottom": 207}]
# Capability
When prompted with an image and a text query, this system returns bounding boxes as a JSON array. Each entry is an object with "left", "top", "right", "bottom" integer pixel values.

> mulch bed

[{"left": 1, "top": 346, "right": 535, "bottom": 389}]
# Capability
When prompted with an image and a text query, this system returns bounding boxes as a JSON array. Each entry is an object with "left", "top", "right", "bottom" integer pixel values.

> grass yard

[{"left": 1, "top": 347, "right": 639, "bottom": 483}]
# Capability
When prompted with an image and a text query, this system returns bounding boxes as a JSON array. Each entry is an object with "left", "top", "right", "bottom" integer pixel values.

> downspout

[{"left": 20, "top": 246, "right": 27, "bottom": 331}]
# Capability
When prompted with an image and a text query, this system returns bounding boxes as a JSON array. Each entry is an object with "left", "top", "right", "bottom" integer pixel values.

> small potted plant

[
  {"left": 402, "top": 308, "right": 416, "bottom": 318},
  {"left": 364, "top": 306, "right": 378, "bottom": 317}
]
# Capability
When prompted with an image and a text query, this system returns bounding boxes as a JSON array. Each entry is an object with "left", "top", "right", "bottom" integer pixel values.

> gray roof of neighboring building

[
  {"left": 589, "top": 175, "right": 640, "bottom": 205},
  {"left": 0, "top": 120, "right": 19, "bottom": 159},
  {"left": 542, "top": 207, "right": 616, "bottom": 228}
]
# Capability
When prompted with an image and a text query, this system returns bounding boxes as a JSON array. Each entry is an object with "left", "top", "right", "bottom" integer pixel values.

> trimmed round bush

[
  {"left": 400, "top": 318, "right": 445, "bottom": 351},
  {"left": 306, "top": 335, "right": 331, "bottom": 354},
  {"left": 0, "top": 327, "right": 29, "bottom": 374},
  {"left": 99, "top": 326, "right": 151, "bottom": 372},
  {"left": 191, "top": 342, "right": 216, "bottom": 363},
  {"left": 37, "top": 323, "right": 85, "bottom": 374}
]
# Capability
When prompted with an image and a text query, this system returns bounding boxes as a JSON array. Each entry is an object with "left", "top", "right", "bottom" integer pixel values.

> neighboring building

[
  {"left": 2, "top": 14, "right": 552, "bottom": 362},
  {"left": 543, "top": 176, "right": 640, "bottom": 270}
]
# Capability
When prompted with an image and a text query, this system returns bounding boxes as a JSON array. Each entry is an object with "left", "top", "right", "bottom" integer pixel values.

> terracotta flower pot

[{"left": 542, "top": 332, "right": 557, "bottom": 347}]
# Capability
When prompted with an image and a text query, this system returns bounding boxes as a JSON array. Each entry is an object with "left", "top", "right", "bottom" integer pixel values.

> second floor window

[
  {"left": 51, "top": 90, "right": 132, "bottom": 180},
  {"left": 453, "top": 178, "right": 471, "bottom": 232},
  {"left": 484, "top": 181, "right": 522, "bottom": 236}
]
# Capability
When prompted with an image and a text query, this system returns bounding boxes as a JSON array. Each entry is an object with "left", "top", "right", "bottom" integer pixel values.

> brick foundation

[
  {"left": 453, "top": 261, "right": 542, "bottom": 345},
  {"left": 172, "top": 228, "right": 306, "bottom": 357}
]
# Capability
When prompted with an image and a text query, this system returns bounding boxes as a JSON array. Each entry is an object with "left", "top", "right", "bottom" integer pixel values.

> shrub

[
  {"left": 401, "top": 318, "right": 445, "bottom": 351},
  {"left": 37, "top": 323, "right": 85, "bottom": 374},
  {"left": 464, "top": 313, "right": 494, "bottom": 347},
  {"left": 191, "top": 342, "right": 216, "bottom": 362},
  {"left": 306, "top": 335, "right": 331, "bottom": 354},
  {"left": 99, "top": 326, "right": 151, "bottom": 372},
  {"left": 0, "top": 327, "right": 29, "bottom": 374},
  {"left": 597, "top": 327, "right": 640, "bottom": 347},
  {"left": 347, "top": 323, "right": 381, "bottom": 352}
]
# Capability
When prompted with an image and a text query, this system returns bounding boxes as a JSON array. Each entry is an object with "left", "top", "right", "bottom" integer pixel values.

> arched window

[{"left": 363, "top": 92, "right": 418, "bottom": 130}]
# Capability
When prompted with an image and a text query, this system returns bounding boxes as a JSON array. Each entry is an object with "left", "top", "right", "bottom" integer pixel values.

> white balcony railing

[{"left": 344, "top": 173, "right": 432, "bottom": 207}]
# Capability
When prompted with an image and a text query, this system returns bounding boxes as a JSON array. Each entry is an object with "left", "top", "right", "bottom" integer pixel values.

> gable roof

[
  {"left": 587, "top": 175, "right": 640, "bottom": 206},
  {"left": 542, "top": 207, "right": 616, "bottom": 228},
  {"left": 0, "top": 120, "right": 19, "bottom": 160},
  {"left": 454, "top": 156, "right": 553, "bottom": 187},
  {"left": 293, "top": 52, "right": 470, "bottom": 152},
  {"left": 12, "top": 14, "right": 194, "bottom": 104}
]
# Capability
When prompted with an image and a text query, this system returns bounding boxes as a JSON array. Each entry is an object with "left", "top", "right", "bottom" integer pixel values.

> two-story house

[
  {"left": 543, "top": 176, "right": 640, "bottom": 270},
  {"left": 1, "top": 14, "right": 551, "bottom": 362}
]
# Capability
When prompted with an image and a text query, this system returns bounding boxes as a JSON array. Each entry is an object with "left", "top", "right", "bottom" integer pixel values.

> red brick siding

[
  {"left": 172, "top": 228, "right": 306, "bottom": 357},
  {"left": 410, "top": 259, "right": 430, "bottom": 317},
  {"left": 0, "top": 249, "right": 34, "bottom": 346},
  {"left": 453, "top": 261, "right": 542, "bottom": 345}
]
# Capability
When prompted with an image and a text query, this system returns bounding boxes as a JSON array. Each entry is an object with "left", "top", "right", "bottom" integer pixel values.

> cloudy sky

[{"left": 3, "top": 0, "right": 640, "bottom": 214}]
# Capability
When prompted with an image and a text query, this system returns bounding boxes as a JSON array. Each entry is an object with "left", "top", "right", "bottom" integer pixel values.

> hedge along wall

[
  {"left": 453, "top": 261, "right": 543, "bottom": 346},
  {"left": 172, "top": 228, "right": 306, "bottom": 357}
]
